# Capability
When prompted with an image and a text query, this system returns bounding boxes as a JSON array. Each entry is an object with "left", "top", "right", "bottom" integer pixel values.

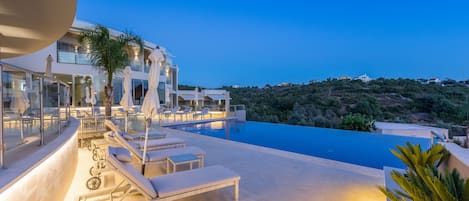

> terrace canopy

[
  {"left": 207, "top": 94, "right": 226, "bottom": 100},
  {"left": 0, "top": 0, "right": 76, "bottom": 58},
  {"left": 179, "top": 94, "right": 203, "bottom": 101}
]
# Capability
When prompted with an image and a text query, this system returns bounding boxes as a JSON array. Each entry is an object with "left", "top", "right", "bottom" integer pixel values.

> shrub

[{"left": 340, "top": 114, "right": 375, "bottom": 131}]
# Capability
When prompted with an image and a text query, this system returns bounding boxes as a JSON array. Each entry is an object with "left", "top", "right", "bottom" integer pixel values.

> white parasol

[
  {"left": 90, "top": 84, "right": 97, "bottom": 115},
  {"left": 119, "top": 66, "right": 134, "bottom": 132},
  {"left": 140, "top": 48, "right": 164, "bottom": 173},
  {"left": 10, "top": 79, "right": 30, "bottom": 141}
]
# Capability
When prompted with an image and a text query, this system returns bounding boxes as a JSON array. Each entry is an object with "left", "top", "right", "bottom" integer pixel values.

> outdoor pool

[{"left": 169, "top": 120, "right": 431, "bottom": 169}]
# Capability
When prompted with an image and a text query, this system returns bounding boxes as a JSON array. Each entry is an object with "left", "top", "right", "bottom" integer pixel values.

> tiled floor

[{"left": 65, "top": 127, "right": 386, "bottom": 201}]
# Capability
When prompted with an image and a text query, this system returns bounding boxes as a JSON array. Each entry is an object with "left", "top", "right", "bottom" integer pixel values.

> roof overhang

[
  {"left": 0, "top": 0, "right": 77, "bottom": 58},
  {"left": 207, "top": 94, "right": 226, "bottom": 100},
  {"left": 178, "top": 94, "right": 204, "bottom": 101}
]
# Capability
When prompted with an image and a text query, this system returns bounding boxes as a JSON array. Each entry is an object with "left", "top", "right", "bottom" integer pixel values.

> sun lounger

[
  {"left": 193, "top": 108, "right": 212, "bottom": 120},
  {"left": 105, "top": 131, "right": 205, "bottom": 165},
  {"left": 163, "top": 106, "right": 180, "bottom": 121},
  {"left": 108, "top": 130, "right": 185, "bottom": 151},
  {"left": 79, "top": 147, "right": 240, "bottom": 201},
  {"left": 105, "top": 119, "right": 167, "bottom": 140},
  {"left": 175, "top": 107, "right": 192, "bottom": 120}
]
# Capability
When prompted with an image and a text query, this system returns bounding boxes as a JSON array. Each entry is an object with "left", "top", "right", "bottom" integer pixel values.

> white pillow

[{"left": 111, "top": 147, "right": 132, "bottom": 162}]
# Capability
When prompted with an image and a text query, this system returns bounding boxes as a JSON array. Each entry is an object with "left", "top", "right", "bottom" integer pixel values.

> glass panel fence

[
  {"left": 0, "top": 63, "right": 71, "bottom": 168},
  {"left": 43, "top": 80, "right": 60, "bottom": 138},
  {"left": 2, "top": 70, "right": 38, "bottom": 152}
]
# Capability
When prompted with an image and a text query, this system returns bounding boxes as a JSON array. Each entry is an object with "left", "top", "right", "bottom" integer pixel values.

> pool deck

[{"left": 66, "top": 127, "right": 385, "bottom": 201}]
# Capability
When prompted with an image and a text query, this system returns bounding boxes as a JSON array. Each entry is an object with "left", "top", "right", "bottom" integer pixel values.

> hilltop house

[
  {"left": 338, "top": 76, "right": 352, "bottom": 80},
  {"left": 427, "top": 78, "right": 442, "bottom": 84},
  {"left": 354, "top": 74, "right": 372, "bottom": 82}
]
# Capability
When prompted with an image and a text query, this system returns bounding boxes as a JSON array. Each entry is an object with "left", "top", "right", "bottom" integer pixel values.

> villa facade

[{"left": 4, "top": 20, "right": 179, "bottom": 109}]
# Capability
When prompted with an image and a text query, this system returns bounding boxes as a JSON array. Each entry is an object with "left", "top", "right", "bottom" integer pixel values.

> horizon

[
  {"left": 77, "top": 1, "right": 469, "bottom": 88},
  {"left": 183, "top": 76, "right": 468, "bottom": 89}
]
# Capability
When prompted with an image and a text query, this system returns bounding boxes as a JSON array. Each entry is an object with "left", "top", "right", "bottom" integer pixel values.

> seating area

[
  {"left": 78, "top": 147, "right": 240, "bottom": 201},
  {"left": 109, "top": 106, "right": 227, "bottom": 125},
  {"left": 65, "top": 123, "right": 385, "bottom": 201},
  {"left": 76, "top": 119, "right": 240, "bottom": 201}
]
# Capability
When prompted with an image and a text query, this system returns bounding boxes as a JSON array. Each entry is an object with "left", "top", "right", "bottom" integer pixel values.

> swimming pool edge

[{"left": 164, "top": 127, "right": 385, "bottom": 178}]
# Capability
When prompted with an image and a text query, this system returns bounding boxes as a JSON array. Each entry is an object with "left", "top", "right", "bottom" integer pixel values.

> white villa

[
  {"left": 178, "top": 88, "right": 230, "bottom": 112},
  {"left": 2, "top": 1, "right": 469, "bottom": 201},
  {"left": 354, "top": 74, "right": 373, "bottom": 82},
  {"left": 5, "top": 20, "right": 180, "bottom": 109}
]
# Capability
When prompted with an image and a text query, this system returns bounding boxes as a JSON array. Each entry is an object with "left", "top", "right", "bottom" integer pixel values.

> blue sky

[{"left": 76, "top": 0, "right": 469, "bottom": 87}]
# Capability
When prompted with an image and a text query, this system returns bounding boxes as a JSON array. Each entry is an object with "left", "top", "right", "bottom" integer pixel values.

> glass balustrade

[{"left": 0, "top": 62, "right": 71, "bottom": 168}]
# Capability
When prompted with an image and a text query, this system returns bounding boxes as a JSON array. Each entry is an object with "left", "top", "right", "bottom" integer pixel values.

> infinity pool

[{"left": 170, "top": 120, "right": 430, "bottom": 169}]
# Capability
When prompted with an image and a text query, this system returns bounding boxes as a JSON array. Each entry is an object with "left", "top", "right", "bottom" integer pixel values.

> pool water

[{"left": 169, "top": 121, "right": 431, "bottom": 169}]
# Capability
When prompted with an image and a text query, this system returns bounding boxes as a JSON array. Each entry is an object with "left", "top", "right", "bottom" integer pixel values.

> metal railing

[
  {"left": 0, "top": 62, "right": 71, "bottom": 168},
  {"left": 230, "top": 105, "right": 245, "bottom": 112}
]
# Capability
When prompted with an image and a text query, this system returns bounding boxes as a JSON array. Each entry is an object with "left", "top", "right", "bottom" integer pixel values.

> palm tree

[
  {"left": 78, "top": 25, "right": 143, "bottom": 118},
  {"left": 379, "top": 143, "right": 469, "bottom": 201}
]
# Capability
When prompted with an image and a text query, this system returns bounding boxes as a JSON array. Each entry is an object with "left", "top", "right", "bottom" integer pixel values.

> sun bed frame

[
  {"left": 104, "top": 120, "right": 185, "bottom": 151},
  {"left": 105, "top": 131, "right": 205, "bottom": 166},
  {"left": 105, "top": 119, "right": 167, "bottom": 141}
]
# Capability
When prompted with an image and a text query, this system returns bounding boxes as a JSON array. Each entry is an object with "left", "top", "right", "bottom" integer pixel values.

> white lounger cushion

[
  {"left": 109, "top": 147, "right": 132, "bottom": 162},
  {"left": 144, "top": 146, "right": 205, "bottom": 162},
  {"left": 107, "top": 147, "right": 239, "bottom": 201},
  {"left": 122, "top": 132, "right": 166, "bottom": 141},
  {"left": 128, "top": 137, "right": 185, "bottom": 149},
  {"left": 108, "top": 131, "right": 205, "bottom": 164},
  {"left": 151, "top": 165, "right": 240, "bottom": 199}
]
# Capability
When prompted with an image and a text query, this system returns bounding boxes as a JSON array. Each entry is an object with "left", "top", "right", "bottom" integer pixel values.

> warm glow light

[
  {"left": 0, "top": 25, "right": 45, "bottom": 39},
  {"left": 165, "top": 68, "right": 170, "bottom": 77},
  {"left": 340, "top": 185, "right": 385, "bottom": 201},
  {"left": 210, "top": 121, "right": 224, "bottom": 129},
  {"left": 0, "top": 132, "right": 78, "bottom": 201}
]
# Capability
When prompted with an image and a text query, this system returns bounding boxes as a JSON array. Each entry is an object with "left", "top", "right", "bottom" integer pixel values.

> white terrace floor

[{"left": 65, "top": 127, "right": 385, "bottom": 201}]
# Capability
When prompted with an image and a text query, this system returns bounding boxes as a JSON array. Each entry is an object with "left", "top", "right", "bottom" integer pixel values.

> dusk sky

[{"left": 76, "top": 0, "right": 469, "bottom": 87}]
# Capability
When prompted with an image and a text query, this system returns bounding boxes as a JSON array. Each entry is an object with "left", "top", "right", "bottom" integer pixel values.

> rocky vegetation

[{"left": 222, "top": 78, "right": 469, "bottom": 136}]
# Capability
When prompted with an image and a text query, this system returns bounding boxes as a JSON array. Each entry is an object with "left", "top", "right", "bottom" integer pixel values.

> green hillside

[{"left": 222, "top": 78, "right": 469, "bottom": 136}]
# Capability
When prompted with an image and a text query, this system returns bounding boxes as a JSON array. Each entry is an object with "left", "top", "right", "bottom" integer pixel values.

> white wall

[
  {"left": 4, "top": 42, "right": 173, "bottom": 105},
  {"left": 4, "top": 42, "right": 169, "bottom": 82},
  {"left": 0, "top": 119, "right": 79, "bottom": 201}
]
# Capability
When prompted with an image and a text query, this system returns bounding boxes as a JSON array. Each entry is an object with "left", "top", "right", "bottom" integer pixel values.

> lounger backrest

[
  {"left": 107, "top": 147, "right": 157, "bottom": 199},
  {"left": 171, "top": 106, "right": 180, "bottom": 113},
  {"left": 112, "top": 131, "right": 144, "bottom": 161},
  {"left": 104, "top": 119, "right": 120, "bottom": 132}
]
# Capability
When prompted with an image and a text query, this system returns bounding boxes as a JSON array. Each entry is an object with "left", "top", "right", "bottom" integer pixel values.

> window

[
  {"left": 158, "top": 82, "right": 165, "bottom": 104},
  {"left": 57, "top": 42, "right": 76, "bottom": 64},
  {"left": 57, "top": 41, "right": 92, "bottom": 65},
  {"left": 113, "top": 78, "right": 123, "bottom": 105}
]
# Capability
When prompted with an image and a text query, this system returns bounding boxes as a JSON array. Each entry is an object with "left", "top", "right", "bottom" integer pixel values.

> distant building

[
  {"left": 427, "top": 78, "right": 441, "bottom": 84},
  {"left": 354, "top": 74, "right": 372, "bottom": 82},
  {"left": 338, "top": 76, "right": 351, "bottom": 80},
  {"left": 178, "top": 88, "right": 230, "bottom": 111},
  {"left": 417, "top": 78, "right": 428, "bottom": 84},
  {"left": 276, "top": 82, "right": 292, "bottom": 87},
  {"left": 231, "top": 85, "right": 240, "bottom": 88}
]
